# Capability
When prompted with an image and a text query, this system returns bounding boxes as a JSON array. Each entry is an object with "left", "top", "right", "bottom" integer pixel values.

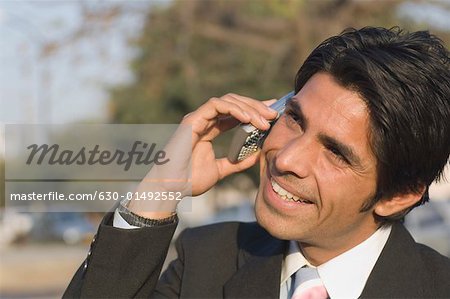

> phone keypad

[{"left": 237, "top": 129, "right": 264, "bottom": 161}]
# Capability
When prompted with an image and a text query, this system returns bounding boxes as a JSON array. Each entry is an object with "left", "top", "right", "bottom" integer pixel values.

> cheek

[
  {"left": 262, "top": 121, "right": 285, "bottom": 151},
  {"left": 314, "top": 156, "right": 345, "bottom": 196},
  {"left": 315, "top": 161, "right": 376, "bottom": 214},
  {"left": 263, "top": 114, "right": 300, "bottom": 150}
]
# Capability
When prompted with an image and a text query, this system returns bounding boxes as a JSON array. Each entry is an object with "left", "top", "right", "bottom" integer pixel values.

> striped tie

[{"left": 291, "top": 266, "right": 329, "bottom": 299}]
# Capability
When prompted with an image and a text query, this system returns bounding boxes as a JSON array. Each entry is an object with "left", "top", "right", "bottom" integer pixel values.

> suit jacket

[{"left": 64, "top": 212, "right": 450, "bottom": 298}]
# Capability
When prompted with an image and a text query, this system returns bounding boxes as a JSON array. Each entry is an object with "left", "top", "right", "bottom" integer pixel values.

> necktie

[{"left": 291, "top": 266, "right": 329, "bottom": 299}]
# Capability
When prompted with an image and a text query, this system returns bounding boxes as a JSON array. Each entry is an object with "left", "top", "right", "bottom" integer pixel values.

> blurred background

[{"left": 1, "top": 0, "right": 449, "bottom": 297}]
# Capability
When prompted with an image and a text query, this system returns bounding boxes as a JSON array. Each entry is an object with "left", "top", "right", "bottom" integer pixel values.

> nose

[{"left": 274, "top": 134, "right": 316, "bottom": 179}]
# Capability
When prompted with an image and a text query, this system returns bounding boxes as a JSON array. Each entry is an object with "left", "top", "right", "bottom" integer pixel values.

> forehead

[
  {"left": 295, "top": 73, "right": 368, "bottom": 120},
  {"left": 292, "top": 73, "right": 375, "bottom": 161}
]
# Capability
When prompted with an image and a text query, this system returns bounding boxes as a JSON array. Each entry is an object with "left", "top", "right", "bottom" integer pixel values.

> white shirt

[
  {"left": 113, "top": 211, "right": 392, "bottom": 299},
  {"left": 280, "top": 225, "right": 392, "bottom": 299},
  {"left": 113, "top": 208, "right": 140, "bottom": 229}
]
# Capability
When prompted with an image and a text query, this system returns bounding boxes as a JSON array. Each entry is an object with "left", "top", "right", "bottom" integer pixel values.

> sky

[{"left": 0, "top": 1, "right": 154, "bottom": 125}]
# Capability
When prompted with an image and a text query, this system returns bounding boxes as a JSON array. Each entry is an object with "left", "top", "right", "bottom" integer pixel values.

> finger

[
  {"left": 212, "top": 97, "right": 280, "bottom": 136},
  {"left": 220, "top": 97, "right": 272, "bottom": 131},
  {"left": 183, "top": 98, "right": 252, "bottom": 137},
  {"left": 262, "top": 99, "right": 277, "bottom": 106},
  {"left": 196, "top": 97, "right": 252, "bottom": 124},
  {"left": 216, "top": 150, "right": 260, "bottom": 179},
  {"left": 182, "top": 95, "right": 280, "bottom": 142},
  {"left": 195, "top": 116, "right": 240, "bottom": 142},
  {"left": 223, "top": 93, "right": 278, "bottom": 119}
]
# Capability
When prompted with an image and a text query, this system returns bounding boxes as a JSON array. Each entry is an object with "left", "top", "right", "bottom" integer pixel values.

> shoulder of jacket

[{"left": 416, "top": 242, "right": 450, "bottom": 273}]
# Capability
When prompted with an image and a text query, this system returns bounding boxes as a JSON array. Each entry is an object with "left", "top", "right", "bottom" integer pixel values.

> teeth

[
  {"left": 271, "top": 179, "right": 309, "bottom": 203},
  {"left": 270, "top": 179, "right": 311, "bottom": 204}
]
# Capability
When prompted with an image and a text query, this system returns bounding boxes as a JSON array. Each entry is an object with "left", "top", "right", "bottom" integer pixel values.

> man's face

[{"left": 255, "top": 72, "right": 379, "bottom": 260}]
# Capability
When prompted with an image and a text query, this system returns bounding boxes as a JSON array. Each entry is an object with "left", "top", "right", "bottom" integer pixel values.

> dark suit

[{"left": 64, "top": 212, "right": 450, "bottom": 298}]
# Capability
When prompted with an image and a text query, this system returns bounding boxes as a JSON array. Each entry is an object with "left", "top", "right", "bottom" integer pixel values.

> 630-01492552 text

[{"left": 9, "top": 191, "right": 183, "bottom": 201}]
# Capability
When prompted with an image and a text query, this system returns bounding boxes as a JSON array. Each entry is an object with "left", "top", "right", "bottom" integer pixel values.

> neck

[{"left": 298, "top": 224, "right": 379, "bottom": 266}]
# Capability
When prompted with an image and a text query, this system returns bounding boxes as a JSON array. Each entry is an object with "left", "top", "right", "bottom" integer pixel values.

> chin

[{"left": 254, "top": 194, "right": 297, "bottom": 241}]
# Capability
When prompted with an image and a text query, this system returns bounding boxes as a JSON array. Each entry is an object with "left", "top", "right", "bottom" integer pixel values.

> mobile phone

[{"left": 227, "top": 91, "right": 295, "bottom": 163}]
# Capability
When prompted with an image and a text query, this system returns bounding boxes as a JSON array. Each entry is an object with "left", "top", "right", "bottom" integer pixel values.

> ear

[{"left": 374, "top": 186, "right": 426, "bottom": 217}]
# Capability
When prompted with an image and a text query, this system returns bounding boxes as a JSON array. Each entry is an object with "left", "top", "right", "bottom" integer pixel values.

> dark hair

[{"left": 294, "top": 27, "right": 450, "bottom": 224}]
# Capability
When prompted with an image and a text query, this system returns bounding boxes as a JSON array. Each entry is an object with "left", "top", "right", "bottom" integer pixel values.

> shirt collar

[
  {"left": 280, "top": 240, "right": 309, "bottom": 285},
  {"left": 281, "top": 225, "right": 392, "bottom": 299}
]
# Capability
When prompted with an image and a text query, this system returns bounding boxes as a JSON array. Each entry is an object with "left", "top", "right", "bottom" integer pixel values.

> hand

[
  {"left": 130, "top": 93, "right": 277, "bottom": 218},
  {"left": 183, "top": 93, "right": 277, "bottom": 196}
]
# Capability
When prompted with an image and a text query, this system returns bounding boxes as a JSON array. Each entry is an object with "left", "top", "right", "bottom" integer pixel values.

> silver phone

[{"left": 227, "top": 91, "right": 295, "bottom": 163}]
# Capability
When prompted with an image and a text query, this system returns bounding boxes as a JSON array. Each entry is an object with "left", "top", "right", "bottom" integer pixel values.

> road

[{"left": 0, "top": 244, "right": 88, "bottom": 298}]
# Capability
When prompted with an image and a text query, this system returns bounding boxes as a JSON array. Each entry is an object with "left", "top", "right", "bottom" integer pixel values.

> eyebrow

[
  {"left": 286, "top": 99, "right": 362, "bottom": 167},
  {"left": 318, "top": 134, "right": 362, "bottom": 166}
]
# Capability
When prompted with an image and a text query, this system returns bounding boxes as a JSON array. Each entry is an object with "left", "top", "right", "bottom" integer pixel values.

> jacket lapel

[
  {"left": 223, "top": 222, "right": 432, "bottom": 298},
  {"left": 223, "top": 226, "right": 286, "bottom": 298}
]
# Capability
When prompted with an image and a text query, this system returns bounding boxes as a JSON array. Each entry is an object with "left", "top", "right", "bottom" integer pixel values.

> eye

[
  {"left": 327, "top": 146, "right": 350, "bottom": 165},
  {"left": 285, "top": 110, "right": 304, "bottom": 131}
]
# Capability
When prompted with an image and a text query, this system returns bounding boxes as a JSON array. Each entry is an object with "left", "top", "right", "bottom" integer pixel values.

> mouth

[{"left": 270, "top": 178, "right": 314, "bottom": 204}]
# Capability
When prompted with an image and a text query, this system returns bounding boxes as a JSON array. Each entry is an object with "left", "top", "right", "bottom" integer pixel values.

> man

[{"left": 64, "top": 27, "right": 450, "bottom": 298}]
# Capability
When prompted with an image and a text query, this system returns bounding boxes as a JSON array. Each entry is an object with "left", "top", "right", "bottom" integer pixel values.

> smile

[{"left": 270, "top": 179, "right": 313, "bottom": 204}]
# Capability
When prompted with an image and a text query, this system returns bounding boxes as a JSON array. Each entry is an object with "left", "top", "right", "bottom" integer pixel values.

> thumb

[{"left": 216, "top": 151, "right": 260, "bottom": 180}]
